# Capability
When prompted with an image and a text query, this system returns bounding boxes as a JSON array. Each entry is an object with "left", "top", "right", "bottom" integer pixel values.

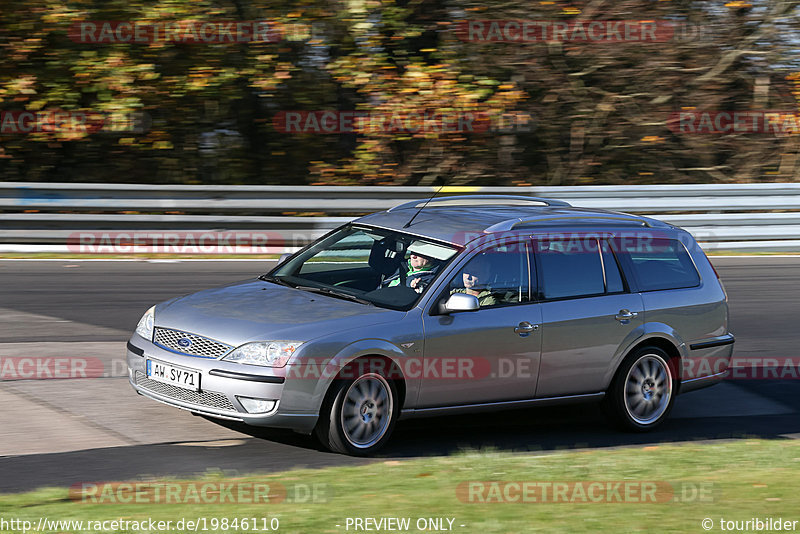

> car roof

[{"left": 355, "top": 195, "right": 672, "bottom": 246}]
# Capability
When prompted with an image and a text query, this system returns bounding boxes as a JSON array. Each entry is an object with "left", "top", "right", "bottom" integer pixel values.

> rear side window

[
  {"left": 534, "top": 239, "right": 606, "bottom": 299},
  {"left": 615, "top": 237, "right": 700, "bottom": 291},
  {"left": 601, "top": 240, "right": 625, "bottom": 293}
]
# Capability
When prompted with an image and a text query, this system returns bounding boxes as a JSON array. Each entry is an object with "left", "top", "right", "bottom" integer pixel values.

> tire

[
  {"left": 604, "top": 346, "right": 677, "bottom": 432},
  {"left": 315, "top": 369, "right": 399, "bottom": 456}
]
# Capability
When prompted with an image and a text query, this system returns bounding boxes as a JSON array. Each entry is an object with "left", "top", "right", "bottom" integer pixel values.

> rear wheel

[
  {"left": 315, "top": 370, "right": 398, "bottom": 455},
  {"left": 605, "top": 347, "right": 676, "bottom": 431}
]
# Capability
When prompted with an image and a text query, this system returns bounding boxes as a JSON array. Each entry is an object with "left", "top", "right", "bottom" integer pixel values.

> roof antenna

[{"left": 403, "top": 179, "right": 447, "bottom": 228}]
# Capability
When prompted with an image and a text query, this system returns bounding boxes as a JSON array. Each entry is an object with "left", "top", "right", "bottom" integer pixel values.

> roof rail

[
  {"left": 484, "top": 215, "right": 651, "bottom": 233},
  {"left": 387, "top": 195, "right": 571, "bottom": 212}
]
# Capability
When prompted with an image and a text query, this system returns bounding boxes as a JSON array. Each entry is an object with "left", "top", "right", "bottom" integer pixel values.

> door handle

[
  {"left": 615, "top": 309, "right": 639, "bottom": 322},
  {"left": 514, "top": 322, "right": 539, "bottom": 336}
]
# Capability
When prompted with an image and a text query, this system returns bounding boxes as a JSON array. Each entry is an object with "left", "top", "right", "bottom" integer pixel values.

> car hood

[{"left": 154, "top": 278, "right": 401, "bottom": 346}]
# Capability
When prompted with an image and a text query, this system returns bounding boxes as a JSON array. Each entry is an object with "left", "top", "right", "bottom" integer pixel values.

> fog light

[{"left": 237, "top": 397, "right": 277, "bottom": 414}]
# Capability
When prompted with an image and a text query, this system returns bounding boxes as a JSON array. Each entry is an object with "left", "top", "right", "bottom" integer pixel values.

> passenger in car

[{"left": 450, "top": 256, "right": 498, "bottom": 306}]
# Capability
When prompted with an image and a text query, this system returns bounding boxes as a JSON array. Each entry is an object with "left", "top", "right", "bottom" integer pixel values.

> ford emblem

[{"left": 177, "top": 338, "right": 192, "bottom": 348}]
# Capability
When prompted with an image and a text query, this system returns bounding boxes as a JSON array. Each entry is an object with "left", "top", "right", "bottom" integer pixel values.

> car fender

[
  {"left": 603, "top": 322, "right": 688, "bottom": 390},
  {"left": 306, "top": 338, "right": 417, "bottom": 412}
]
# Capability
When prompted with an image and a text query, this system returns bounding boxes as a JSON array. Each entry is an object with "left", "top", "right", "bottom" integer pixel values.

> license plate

[{"left": 146, "top": 360, "right": 201, "bottom": 392}]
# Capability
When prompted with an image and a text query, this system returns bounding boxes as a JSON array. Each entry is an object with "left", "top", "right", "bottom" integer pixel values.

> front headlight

[
  {"left": 222, "top": 341, "right": 303, "bottom": 368},
  {"left": 135, "top": 306, "right": 155, "bottom": 340}
]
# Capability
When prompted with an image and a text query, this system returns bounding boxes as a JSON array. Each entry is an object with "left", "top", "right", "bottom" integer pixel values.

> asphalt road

[{"left": 0, "top": 258, "right": 798, "bottom": 493}]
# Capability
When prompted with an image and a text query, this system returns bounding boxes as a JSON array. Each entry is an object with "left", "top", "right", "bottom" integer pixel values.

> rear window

[{"left": 615, "top": 237, "right": 700, "bottom": 291}]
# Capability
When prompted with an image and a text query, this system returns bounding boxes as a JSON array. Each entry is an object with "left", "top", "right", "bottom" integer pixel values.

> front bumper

[{"left": 126, "top": 336, "right": 318, "bottom": 434}]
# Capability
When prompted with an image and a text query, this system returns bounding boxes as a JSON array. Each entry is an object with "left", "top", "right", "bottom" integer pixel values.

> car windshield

[{"left": 264, "top": 225, "right": 460, "bottom": 311}]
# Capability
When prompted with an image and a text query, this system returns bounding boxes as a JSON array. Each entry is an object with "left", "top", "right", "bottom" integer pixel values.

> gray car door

[
  {"left": 533, "top": 237, "right": 645, "bottom": 398},
  {"left": 417, "top": 241, "right": 542, "bottom": 408}
]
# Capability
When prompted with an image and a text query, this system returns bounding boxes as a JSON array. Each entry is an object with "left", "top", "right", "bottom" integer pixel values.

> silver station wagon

[{"left": 127, "top": 196, "right": 735, "bottom": 455}]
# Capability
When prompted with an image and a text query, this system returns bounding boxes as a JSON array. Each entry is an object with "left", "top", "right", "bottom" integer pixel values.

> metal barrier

[{"left": 2, "top": 182, "right": 800, "bottom": 252}]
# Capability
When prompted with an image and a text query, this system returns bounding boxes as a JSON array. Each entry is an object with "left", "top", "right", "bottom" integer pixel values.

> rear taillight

[
  {"left": 705, "top": 253, "right": 728, "bottom": 300},
  {"left": 708, "top": 258, "right": 720, "bottom": 279}
]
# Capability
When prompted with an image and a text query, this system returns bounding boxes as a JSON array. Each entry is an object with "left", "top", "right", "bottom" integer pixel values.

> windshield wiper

[
  {"left": 259, "top": 274, "right": 296, "bottom": 288},
  {"left": 294, "top": 285, "right": 373, "bottom": 306},
  {"left": 261, "top": 275, "right": 372, "bottom": 305}
]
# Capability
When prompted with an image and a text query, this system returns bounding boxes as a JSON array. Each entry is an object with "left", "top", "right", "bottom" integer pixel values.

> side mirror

[
  {"left": 276, "top": 253, "right": 292, "bottom": 265},
  {"left": 439, "top": 293, "right": 480, "bottom": 314}
]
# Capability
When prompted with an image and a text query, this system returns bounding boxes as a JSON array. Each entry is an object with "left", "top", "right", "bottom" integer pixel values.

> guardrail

[{"left": 2, "top": 182, "right": 800, "bottom": 253}]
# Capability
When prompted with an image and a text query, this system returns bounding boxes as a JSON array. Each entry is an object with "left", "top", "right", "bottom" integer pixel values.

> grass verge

[{"left": 1, "top": 439, "right": 798, "bottom": 533}]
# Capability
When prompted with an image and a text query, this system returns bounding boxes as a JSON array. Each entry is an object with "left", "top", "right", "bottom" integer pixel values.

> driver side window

[{"left": 447, "top": 243, "right": 531, "bottom": 308}]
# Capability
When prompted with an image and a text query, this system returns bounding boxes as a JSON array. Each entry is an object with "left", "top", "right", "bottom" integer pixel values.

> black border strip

[
  {"left": 126, "top": 342, "right": 144, "bottom": 356},
  {"left": 690, "top": 334, "right": 735, "bottom": 351},
  {"left": 209, "top": 369, "right": 285, "bottom": 384}
]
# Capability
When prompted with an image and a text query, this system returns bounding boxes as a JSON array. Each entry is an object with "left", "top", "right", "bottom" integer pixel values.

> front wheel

[
  {"left": 315, "top": 371, "right": 398, "bottom": 455},
  {"left": 605, "top": 347, "right": 676, "bottom": 432}
]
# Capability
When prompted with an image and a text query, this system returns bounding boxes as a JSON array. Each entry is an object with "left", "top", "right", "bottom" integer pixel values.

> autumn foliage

[{"left": 1, "top": 0, "right": 799, "bottom": 185}]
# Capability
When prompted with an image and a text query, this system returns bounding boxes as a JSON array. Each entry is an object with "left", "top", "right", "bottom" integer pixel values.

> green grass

[{"left": 1, "top": 439, "right": 799, "bottom": 533}]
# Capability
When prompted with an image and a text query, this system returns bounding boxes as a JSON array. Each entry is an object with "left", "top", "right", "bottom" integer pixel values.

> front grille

[
  {"left": 135, "top": 371, "right": 237, "bottom": 412},
  {"left": 154, "top": 327, "right": 232, "bottom": 359}
]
